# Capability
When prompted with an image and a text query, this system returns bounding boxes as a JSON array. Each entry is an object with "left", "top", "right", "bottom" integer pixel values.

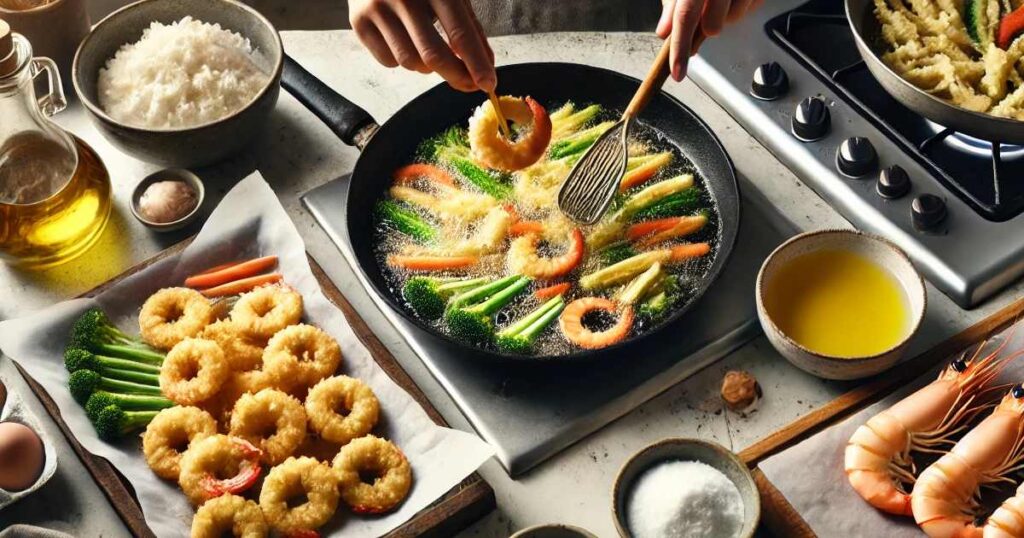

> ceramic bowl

[
  {"left": 510, "top": 524, "right": 599, "bottom": 538},
  {"left": 72, "top": 0, "right": 282, "bottom": 167},
  {"left": 756, "top": 229, "right": 927, "bottom": 380},
  {"left": 130, "top": 168, "right": 204, "bottom": 231},
  {"left": 612, "top": 438, "right": 760, "bottom": 538}
]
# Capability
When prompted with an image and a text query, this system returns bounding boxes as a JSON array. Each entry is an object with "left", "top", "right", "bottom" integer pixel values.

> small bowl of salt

[{"left": 612, "top": 438, "right": 760, "bottom": 538}]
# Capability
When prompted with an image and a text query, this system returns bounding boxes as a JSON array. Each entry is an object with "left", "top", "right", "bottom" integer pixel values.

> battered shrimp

[
  {"left": 160, "top": 338, "right": 230, "bottom": 405},
  {"left": 263, "top": 324, "right": 342, "bottom": 389},
  {"left": 468, "top": 95, "right": 552, "bottom": 171},
  {"left": 190, "top": 494, "right": 268, "bottom": 538},
  {"left": 230, "top": 285, "right": 303, "bottom": 340},
  {"left": 179, "top": 435, "right": 262, "bottom": 506},
  {"left": 986, "top": 483, "right": 1024, "bottom": 538},
  {"left": 507, "top": 228, "right": 585, "bottom": 279},
  {"left": 229, "top": 389, "right": 307, "bottom": 466},
  {"left": 139, "top": 287, "right": 213, "bottom": 350},
  {"left": 142, "top": 406, "right": 217, "bottom": 480},
  {"left": 259, "top": 456, "right": 339, "bottom": 535},
  {"left": 305, "top": 376, "right": 380, "bottom": 445},
  {"left": 200, "top": 319, "right": 266, "bottom": 372},
  {"left": 846, "top": 343, "right": 1011, "bottom": 516},
  {"left": 333, "top": 435, "right": 412, "bottom": 514},
  {"left": 558, "top": 297, "right": 634, "bottom": 349}
]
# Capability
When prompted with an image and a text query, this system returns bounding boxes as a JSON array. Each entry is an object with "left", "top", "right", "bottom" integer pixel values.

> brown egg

[{"left": 0, "top": 421, "right": 44, "bottom": 491}]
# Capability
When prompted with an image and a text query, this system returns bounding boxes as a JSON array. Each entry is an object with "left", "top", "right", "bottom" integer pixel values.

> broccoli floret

[
  {"left": 598, "top": 242, "right": 638, "bottom": 266},
  {"left": 85, "top": 391, "right": 172, "bottom": 421},
  {"left": 93, "top": 406, "right": 159, "bottom": 441},
  {"left": 417, "top": 126, "right": 470, "bottom": 162},
  {"left": 68, "top": 309, "right": 165, "bottom": 364},
  {"left": 402, "top": 276, "right": 493, "bottom": 320},
  {"left": 68, "top": 370, "right": 163, "bottom": 404},
  {"left": 639, "top": 276, "right": 681, "bottom": 321},
  {"left": 496, "top": 296, "right": 565, "bottom": 353},
  {"left": 445, "top": 275, "right": 531, "bottom": 344},
  {"left": 375, "top": 200, "right": 436, "bottom": 243},
  {"left": 631, "top": 189, "right": 701, "bottom": 221}
]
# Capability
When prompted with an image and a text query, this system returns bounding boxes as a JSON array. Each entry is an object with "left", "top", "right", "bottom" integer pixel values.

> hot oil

[{"left": 0, "top": 135, "right": 112, "bottom": 267}]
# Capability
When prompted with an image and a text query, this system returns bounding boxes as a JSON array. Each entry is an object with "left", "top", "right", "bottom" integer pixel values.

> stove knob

[
  {"left": 912, "top": 194, "right": 947, "bottom": 230},
  {"left": 751, "top": 62, "right": 789, "bottom": 101},
  {"left": 836, "top": 137, "right": 878, "bottom": 177},
  {"left": 792, "top": 97, "right": 831, "bottom": 142},
  {"left": 877, "top": 165, "right": 911, "bottom": 199}
]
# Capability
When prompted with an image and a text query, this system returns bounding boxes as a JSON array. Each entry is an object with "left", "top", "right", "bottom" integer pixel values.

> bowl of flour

[{"left": 612, "top": 438, "right": 760, "bottom": 538}]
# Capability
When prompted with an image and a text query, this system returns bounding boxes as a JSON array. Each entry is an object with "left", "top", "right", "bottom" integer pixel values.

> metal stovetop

[
  {"left": 687, "top": 0, "right": 1024, "bottom": 308},
  {"left": 303, "top": 176, "right": 792, "bottom": 476}
]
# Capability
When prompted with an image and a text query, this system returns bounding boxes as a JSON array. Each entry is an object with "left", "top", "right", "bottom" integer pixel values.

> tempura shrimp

[
  {"left": 230, "top": 285, "right": 303, "bottom": 340},
  {"left": 468, "top": 95, "right": 552, "bottom": 171},
  {"left": 228, "top": 389, "right": 307, "bottom": 466},
  {"left": 190, "top": 494, "right": 268, "bottom": 538},
  {"left": 200, "top": 319, "right": 266, "bottom": 372},
  {"left": 159, "top": 338, "right": 230, "bottom": 405},
  {"left": 263, "top": 324, "right": 342, "bottom": 389},
  {"left": 140, "top": 287, "right": 213, "bottom": 350},
  {"left": 305, "top": 376, "right": 380, "bottom": 445},
  {"left": 333, "top": 435, "right": 412, "bottom": 514},
  {"left": 178, "top": 434, "right": 262, "bottom": 506},
  {"left": 142, "top": 406, "right": 217, "bottom": 480},
  {"left": 846, "top": 342, "right": 1012, "bottom": 515},
  {"left": 558, "top": 297, "right": 634, "bottom": 349},
  {"left": 985, "top": 482, "right": 1024, "bottom": 538},
  {"left": 507, "top": 228, "right": 585, "bottom": 280},
  {"left": 258, "top": 456, "right": 339, "bottom": 535},
  {"left": 912, "top": 384, "right": 1024, "bottom": 537}
]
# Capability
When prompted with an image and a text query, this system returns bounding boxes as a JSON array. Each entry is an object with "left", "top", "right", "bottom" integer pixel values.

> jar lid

[{"left": 0, "top": 20, "right": 16, "bottom": 77}]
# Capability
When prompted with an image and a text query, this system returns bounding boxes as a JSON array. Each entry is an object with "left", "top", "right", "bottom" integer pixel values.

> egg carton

[{"left": 0, "top": 374, "right": 58, "bottom": 511}]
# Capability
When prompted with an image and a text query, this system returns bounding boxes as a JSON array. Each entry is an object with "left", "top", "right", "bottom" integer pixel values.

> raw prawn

[
  {"left": 507, "top": 228, "right": 585, "bottom": 280},
  {"left": 259, "top": 456, "right": 339, "bottom": 535},
  {"left": 190, "top": 494, "right": 268, "bottom": 538},
  {"left": 912, "top": 384, "right": 1024, "bottom": 537},
  {"left": 986, "top": 482, "right": 1024, "bottom": 538},
  {"left": 159, "top": 338, "right": 230, "bottom": 405},
  {"left": 468, "top": 96, "right": 552, "bottom": 171},
  {"left": 558, "top": 297, "right": 634, "bottom": 349},
  {"left": 230, "top": 284, "right": 303, "bottom": 340},
  {"left": 139, "top": 287, "right": 213, "bottom": 350},
  {"left": 178, "top": 434, "right": 262, "bottom": 506},
  {"left": 846, "top": 342, "right": 1012, "bottom": 515},
  {"left": 333, "top": 435, "right": 412, "bottom": 514},
  {"left": 228, "top": 389, "right": 307, "bottom": 466},
  {"left": 305, "top": 376, "right": 379, "bottom": 445},
  {"left": 262, "top": 324, "right": 342, "bottom": 389},
  {"left": 142, "top": 405, "right": 217, "bottom": 480}
]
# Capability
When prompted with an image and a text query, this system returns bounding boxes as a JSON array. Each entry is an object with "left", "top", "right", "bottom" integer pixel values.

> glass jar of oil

[{"left": 0, "top": 27, "right": 111, "bottom": 268}]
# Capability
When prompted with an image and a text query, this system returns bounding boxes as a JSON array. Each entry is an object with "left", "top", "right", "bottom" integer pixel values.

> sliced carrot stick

[
  {"left": 192, "top": 260, "right": 244, "bottom": 277},
  {"left": 626, "top": 216, "right": 690, "bottom": 241},
  {"left": 200, "top": 273, "right": 283, "bottom": 298},
  {"left": 392, "top": 163, "right": 456, "bottom": 187},
  {"left": 184, "top": 256, "right": 279, "bottom": 289},
  {"left": 636, "top": 215, "right": 708, "bottom": 248},
  {"left": 535, "top": 282, "right": 571, "bottom": 300},
  {"left": 386, "top": 255, "right": 478, "bottom": 272},
  {"left": 668, "top": 242, "right": 711, "bottom": 263},
  {"left": 620, "top": 153, "right": 673, "bottom": 191},
  {"left": 509, "top": 221, "right": 545, "bottom": 236}
]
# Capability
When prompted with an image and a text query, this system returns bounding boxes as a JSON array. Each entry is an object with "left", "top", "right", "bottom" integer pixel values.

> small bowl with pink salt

[
  {"left": 130, "top": 168, "right": 204, "bottom": 232},
  {"left": 612, "top": 438, "right": 760, "bottom": 538}
]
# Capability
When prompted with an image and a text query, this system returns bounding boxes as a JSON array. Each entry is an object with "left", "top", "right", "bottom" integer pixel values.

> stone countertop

[{"left": 1, "top": 30, "right": 1020, "bottom": 537}]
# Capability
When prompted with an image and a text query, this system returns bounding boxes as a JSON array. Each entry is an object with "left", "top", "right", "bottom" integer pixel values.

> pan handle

[{"left": 281, "top": 54, "right": 379, "bottom": 149}]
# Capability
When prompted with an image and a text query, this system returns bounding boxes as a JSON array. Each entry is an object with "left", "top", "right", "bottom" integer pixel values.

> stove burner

[{"left": 923, "top": 120, "right": 1024, "bottom": 160}]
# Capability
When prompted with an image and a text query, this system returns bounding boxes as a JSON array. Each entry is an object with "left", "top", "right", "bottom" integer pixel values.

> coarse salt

[{"left": 626, "top": 460, "right": 744, "bottom": 538}]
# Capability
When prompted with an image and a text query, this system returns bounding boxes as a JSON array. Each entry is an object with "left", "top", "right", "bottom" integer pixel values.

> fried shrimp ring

[
  {"left": 230, "top": 285, "right": 303, "bottom": 340},
  {"left": 468, "top": 95, "right": 552, "bottom": 171},
  {"left": 263, "top": 324, "right": 342, "bottom": 388},
  {"left": 140, "top": 287, "right": 213, "bottom": 350},
  {"left": 190, "top": 494, "right": 268, "bottom": 538},
  {"left": 160, "top": 338, "right": 230, "bottom": 405},
  {"left": 333, "top": 435, "right": 412, "bottom": 514},
  {"left": 200, "top": 319, "right": 266, "bottom": 372},
  {"left": 305, "top": 376, "right": 379, "bottom": 445},
  {"left": 228, "top": 389, "right": 307, "bottom": 466},
  {"left": 259, "top": 456, "right": 339, "bottom": 535},
  {"left": 142, "top": 406, "right": 217, "bottom": 480},
  {"left": 179, "top": 434, "right": 262, "bottom": 506}
]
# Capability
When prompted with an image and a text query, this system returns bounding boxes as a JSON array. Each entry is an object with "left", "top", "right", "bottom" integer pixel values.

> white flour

[{"left": 626, "top": 460, "right": 744, "bottom": 538}]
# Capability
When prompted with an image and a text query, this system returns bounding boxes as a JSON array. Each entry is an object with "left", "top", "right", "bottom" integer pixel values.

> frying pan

[
  {"left": 282, "top": 56, "right": 739, "bottom": 363},
  {"left": 847, "top": 0, "right": 1024, "bottom": 143}
]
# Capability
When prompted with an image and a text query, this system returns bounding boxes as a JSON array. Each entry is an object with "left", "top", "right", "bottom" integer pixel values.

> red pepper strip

[
  {"left": 999, "top": 6, "right": 1024, "bottom": 49},
  {"left": 535, "top": 282, "right": 570, "bottom": 299},
  {"left": 392, "top": 163, "right": 456, "bottom": 187}
]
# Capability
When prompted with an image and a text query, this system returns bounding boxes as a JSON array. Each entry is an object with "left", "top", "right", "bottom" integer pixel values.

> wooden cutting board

[
  {"left": 738, "top": 294, "right": 1024, "bottom": 537},
  {"left": 15, "top": 239, "right": 495, "bottom": 538}
]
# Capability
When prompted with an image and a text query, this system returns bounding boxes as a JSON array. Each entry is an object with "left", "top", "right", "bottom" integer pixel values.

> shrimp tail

[{"left": 845, "top": 469, "right": 914, "bottom": 515}]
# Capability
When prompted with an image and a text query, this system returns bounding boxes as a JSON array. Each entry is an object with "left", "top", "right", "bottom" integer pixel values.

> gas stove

[{"left": 688, "top": 0, "right": 1024, "bottom": 308}]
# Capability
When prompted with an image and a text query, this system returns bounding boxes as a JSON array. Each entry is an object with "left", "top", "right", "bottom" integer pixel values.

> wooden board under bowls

[{"left": 13, "top": 239, "right": 495, "bottom": 537}]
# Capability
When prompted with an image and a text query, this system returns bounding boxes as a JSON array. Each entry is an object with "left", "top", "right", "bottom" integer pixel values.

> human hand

[
  {"left": 657, "top": 0, "right": 763, "bottom": 81},
  {"left": 349, "top": 0, "right": 496, "bottom": 92}
]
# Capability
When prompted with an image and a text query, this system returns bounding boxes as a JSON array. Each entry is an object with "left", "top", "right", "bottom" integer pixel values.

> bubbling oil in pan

[{"left": 373, "top": 103, "right": 722, "bottom": 357}]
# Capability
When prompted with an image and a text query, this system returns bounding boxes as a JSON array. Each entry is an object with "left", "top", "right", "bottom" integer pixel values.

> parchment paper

[
  {"left": 759, "top": 320, "right": 1024, "bottom": 537},
  {"left": 0, "top": 173, "right": 494, "bottom": 537}
]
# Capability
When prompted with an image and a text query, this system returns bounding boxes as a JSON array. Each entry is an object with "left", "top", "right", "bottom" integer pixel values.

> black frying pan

[{"left": 282, "top": 55, "right": 740, "bottom": 363}]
